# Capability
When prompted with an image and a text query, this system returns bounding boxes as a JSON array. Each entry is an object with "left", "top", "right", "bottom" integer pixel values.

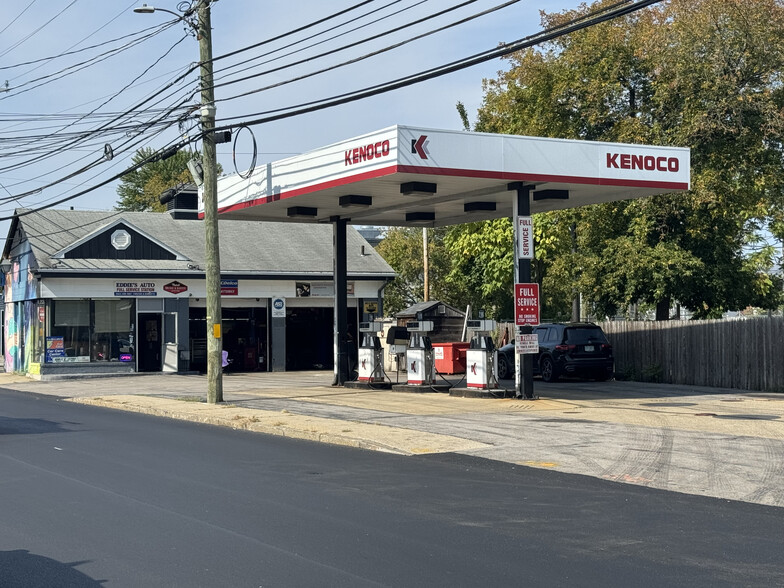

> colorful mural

[{"left": 3, "top": 244, "right": 38, "bottom": 372}]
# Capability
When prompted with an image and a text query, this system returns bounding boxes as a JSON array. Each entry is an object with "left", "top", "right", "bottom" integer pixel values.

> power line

[
  {"left": 215, "top": 0, "right": 663, "bottom": 127},
  {"left": 0, "top": 0, "right": 79, "bottom": 59},
  {"left": 0, "top": 0, "right": 38, "bottom": 37},
  {"left": 213, "top": 0, "right": 520, "bottom": 103},
  {"left": 0, "top": 0, "right": 663, "bottom": 221},
  {"left": 212, "top": 0, "right": 480, "bottom": 92},
  {"left": 212, "top": 0, "right": 421, "bottom": 83}
]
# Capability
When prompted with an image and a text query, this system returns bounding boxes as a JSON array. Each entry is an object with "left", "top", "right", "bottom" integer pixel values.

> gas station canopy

[{"left": 214, "top": 125, "right": 690, "bottom": 226}]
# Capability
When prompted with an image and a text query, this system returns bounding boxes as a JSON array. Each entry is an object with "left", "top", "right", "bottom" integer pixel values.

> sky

[{"left": 0, "top": 0, "right": 586, "bottom": 243}]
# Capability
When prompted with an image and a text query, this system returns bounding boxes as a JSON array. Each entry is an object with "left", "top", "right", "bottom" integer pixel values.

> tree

[
  {"left": 474, "top": 0, "right": 784, "bottom": 319},
  {"left": 375, "top": 227, "right": 457, "bottom": 315},
  {"left": 116, "top": 148, "right": 211, "bottom": 212}
]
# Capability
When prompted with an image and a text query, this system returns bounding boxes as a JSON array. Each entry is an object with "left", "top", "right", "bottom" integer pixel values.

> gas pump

[
  {"left": 406, "top": 320, "right": 435, "bottom": 386},
  {"left": 466, "top": 319, "right": 497, "bottom": 389},
  {"left": 357, "top": 321, "right": 385, "bottom": 383}
]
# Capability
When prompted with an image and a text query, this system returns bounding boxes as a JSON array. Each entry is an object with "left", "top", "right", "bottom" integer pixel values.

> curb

[{"left": 68, "top": 395, "right": 490, "bottom": 456}]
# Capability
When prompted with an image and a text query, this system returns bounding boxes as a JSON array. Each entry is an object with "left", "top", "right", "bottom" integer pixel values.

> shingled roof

[{"left": 4, "top": 208, "right": 395, "bottom": 279}]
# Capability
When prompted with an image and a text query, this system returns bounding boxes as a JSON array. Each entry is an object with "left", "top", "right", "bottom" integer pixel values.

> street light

[{"left": 135, "top": 1, "right": 223, "bottom": 404}]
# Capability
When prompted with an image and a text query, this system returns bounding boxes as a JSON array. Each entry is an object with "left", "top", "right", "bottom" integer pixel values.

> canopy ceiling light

[
  {"left": 400, "top": 182, "right": 437, "bottom": 196},
  {"left": 287, "top": 206, "right": 318, "bottom": 218},
  {"left": 406, "top": 211, "right": 435, "bottom": 224},
  {"left": 533, "top": 189, "right": 569, "bottom": 201},
  {"left": 464, "top": 201, "right": 497, "bottom": 213},
  {"left": 339, "top": 195, "right": 372, "bottom": 208}
]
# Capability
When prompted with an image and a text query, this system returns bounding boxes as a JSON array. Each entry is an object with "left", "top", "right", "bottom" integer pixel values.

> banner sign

[{"left": 515, "top": 283, "right": 540, "bottom": 326}]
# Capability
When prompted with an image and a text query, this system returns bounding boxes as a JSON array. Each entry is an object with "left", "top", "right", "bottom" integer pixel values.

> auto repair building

[{"left": 1, "top": 200, "right": 393, "bottom": 378}]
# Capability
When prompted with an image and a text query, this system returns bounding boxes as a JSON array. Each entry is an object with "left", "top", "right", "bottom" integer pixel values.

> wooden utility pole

[{"left": 198, "top": 1, "right": 223, "bottom": 403}]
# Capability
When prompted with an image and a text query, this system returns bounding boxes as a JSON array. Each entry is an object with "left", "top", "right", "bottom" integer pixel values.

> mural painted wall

[{"left": 4, "top": 242, "right": 38, "bottom": 372}]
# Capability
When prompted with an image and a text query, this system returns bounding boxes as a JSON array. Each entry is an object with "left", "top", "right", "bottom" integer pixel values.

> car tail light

[
  {"left": 602, "top": 344, "right": 612, "bottom": 351},
  {"left": 555, "top": 344, "right": 576, "bottom": 352}
]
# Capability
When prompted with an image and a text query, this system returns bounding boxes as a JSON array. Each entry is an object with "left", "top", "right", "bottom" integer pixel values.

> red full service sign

[{"left": 515, "top": 283, "right": 540, "bottom": 326}]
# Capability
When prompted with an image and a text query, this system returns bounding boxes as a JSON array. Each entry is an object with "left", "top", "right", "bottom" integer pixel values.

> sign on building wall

[
  {"left": 221, "top": 279, "right": 238, "bottom": 296},
  {"left": 271, "top": 297, "right": 285, "bottom": 318},
  {"left": 114, "top": 281, "right": 157, "bottom": 296}
]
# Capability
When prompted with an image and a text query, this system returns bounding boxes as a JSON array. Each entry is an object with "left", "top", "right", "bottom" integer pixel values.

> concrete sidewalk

[{"left": 2, "top": 371, "right": 783, "bottom": 508}]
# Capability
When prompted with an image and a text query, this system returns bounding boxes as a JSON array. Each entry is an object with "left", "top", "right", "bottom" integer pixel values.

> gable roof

[
  {"left": 53, "top": 217, "right": 188, "bottom": 261},
  {"left": 6, "top": 208, "right": 395, "bottom": 278}
]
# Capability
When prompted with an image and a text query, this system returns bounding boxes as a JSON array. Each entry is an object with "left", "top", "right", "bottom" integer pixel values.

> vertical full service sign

[{"left": 517, "top": 216, "right": 534, "bottom": 260}]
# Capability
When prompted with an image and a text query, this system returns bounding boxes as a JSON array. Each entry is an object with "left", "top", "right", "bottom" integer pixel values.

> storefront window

[
  {"left": 51, "top": 300, "right": 90, "bottom": 361},
  {"left": 48, "top": 299, "right": 135, "bottom": 363},
  {"left": 93, "top": 300, "right": 134, "bottom": 362}
]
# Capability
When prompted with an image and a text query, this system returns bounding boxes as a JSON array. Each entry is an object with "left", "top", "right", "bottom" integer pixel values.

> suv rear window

[{"left": 564, "top": 327, "right": 608, "bottom": 345}]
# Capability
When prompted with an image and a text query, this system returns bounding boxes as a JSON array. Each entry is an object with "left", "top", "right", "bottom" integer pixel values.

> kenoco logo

[
  {"left": 345, "top": 139, "right": 391, "bottom": 166},
  {"left": 607, "top": 153, "right": 679, "bottom": 172}
]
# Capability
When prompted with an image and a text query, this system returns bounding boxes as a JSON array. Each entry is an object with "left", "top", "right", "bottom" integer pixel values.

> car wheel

[
  {"left": 497, "top": 355, "right": 510, "bottom": 380},
  {"left": 540, "top": 356, "right": 558, "bottom": 383}
]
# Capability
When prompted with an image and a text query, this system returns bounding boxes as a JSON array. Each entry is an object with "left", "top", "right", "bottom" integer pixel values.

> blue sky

[{"left": 0, "top": 0, "right": 585, "bottom": 241}]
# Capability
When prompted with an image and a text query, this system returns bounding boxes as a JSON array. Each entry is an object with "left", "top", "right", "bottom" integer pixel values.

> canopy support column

[{"left": 332, "top": 217, "right": 349, "bottom": 385}]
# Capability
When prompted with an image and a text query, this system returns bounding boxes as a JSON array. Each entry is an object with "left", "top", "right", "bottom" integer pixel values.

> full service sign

[
  {"left": 515, "top": 283, "right": 540, "bottom": 326},
  {"left": 517, "top": 216, "right": 534, "bottom": 259}
]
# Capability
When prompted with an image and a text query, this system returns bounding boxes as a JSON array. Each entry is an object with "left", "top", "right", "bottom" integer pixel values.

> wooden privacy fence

[
  {"left": 496, "top": 318, "right": 784, "bottom": 392},
  {"left": 598, "top": 318, "right": 784, "bottom": 391}
]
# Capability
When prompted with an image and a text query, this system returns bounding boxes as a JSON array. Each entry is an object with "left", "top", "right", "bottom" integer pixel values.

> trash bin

[{"left": 432, "top": 342, "right": 469, "bottom": 374}]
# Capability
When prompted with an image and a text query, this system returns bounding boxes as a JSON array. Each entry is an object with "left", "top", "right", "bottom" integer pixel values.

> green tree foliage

[
  {"left": 116, "top": 148, "right": 207, "bottom": 212},
  {"left": 473, "top": 0, "right": 784, "bottom": 319},
  {"left": 375, "top": 227, "right": 459, "bottom": 315}
]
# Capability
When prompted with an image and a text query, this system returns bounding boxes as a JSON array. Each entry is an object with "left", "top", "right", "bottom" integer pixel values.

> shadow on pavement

[
  {"left": 492, "top": 377, "right": 751, "bottom": 401},
  {"left": 0, "top": 550, "right": 104, "bottom": 586},
  {"left": 0, "top": 416, "right": 71, "bottom": 436}
]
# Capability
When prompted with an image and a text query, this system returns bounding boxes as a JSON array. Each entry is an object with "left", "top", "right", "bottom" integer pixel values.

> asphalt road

[{"left": 2, "top": 390, "right": 784, "bottom": 587}]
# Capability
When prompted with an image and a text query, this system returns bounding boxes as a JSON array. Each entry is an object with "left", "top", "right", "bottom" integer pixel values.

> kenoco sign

[
  {"left": 345, "top": 140, "right": 391, "bottom": 166},
  {"left": 606, "top": 152, "right": 680, "bottom": 172}
]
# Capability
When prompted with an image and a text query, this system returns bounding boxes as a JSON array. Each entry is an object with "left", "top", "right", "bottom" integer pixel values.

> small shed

[{"left": 395, "top": 301, "right": 465, "bottom": 342}]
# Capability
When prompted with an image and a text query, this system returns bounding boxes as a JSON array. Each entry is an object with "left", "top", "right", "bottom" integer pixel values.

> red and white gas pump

[
  {"left": 406, "top": 320, "right": 435, "bottom": 386},
  {"left": 357, "top": 321, "right": 385, "bottom": 383},
  {"left": 466, "top": 319, "right": 497, "bottom": 389}
]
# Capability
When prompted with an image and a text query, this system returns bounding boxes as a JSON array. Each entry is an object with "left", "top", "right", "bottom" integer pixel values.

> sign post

[{"left": 510, "top": 182, "right": 536, "bottom": 399}]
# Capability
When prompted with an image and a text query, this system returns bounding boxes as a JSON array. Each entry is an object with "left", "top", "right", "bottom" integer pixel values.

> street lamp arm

[{"left": 133, "top": 3, "right": 198, "bottom": 30}]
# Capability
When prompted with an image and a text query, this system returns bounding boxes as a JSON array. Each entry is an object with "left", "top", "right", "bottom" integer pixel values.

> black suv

[{"left": 497, "top": 322, "right": 614, "bottom": 382}]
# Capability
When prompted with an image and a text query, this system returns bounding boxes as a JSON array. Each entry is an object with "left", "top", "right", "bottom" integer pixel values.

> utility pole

[
  {"left": 134, "top": 1, "right": 222, "bottom": 402},
  {"left": 198, "top": 0, "right": 223, "bottom": 403}
]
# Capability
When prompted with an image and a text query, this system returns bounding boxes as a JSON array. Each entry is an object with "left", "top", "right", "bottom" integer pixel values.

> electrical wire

[
  {"left": 213, "top": 0, "right": 521, "bottom": 104},
  {"left": 0, "top": 0, "right": 79, "bottom": 59},
  {"left": 0, "top": 0, "right": 663, "bottom": 221},
  {"left": 0, "top": 0, "right": 38, "bottom": 37},
  {"left": 212, "top": 0, "right": 422, "bottom": 84},
  {"left": 214, "top": 0, "right": 661, "bottom": 127},
  {"left": 0, "top": 23, "right": 167, "bottom": 72},
  {"left": 2, "top": 23, "right": 182, "bottom": 97},
  {"left": 212, "top": 0, "right": 485, "bottom": 92},
  {"left": 4, "top": 1, "right": 144, "bottom": 83},
  {"left": 0, "top": 36, "right": 194, "bottom": 176}
]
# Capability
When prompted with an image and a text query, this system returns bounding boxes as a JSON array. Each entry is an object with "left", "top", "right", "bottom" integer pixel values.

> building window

[
  {"left": 93, "top": 300, "right": 135, "bottom": 362},
  {"left": 111, "top": 229, "right": 131, "bottom": 250},
  {"left": 51, "top": 300, "right": 90, "bottom": 360},
  {"left": 48, "top": 299, "right": 135, "bottom": 363}
]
